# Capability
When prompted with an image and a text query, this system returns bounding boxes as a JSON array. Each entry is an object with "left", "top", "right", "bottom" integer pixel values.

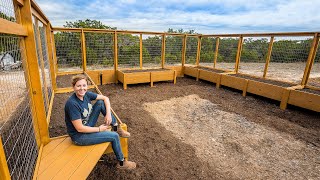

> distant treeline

[{"left": 53, "top": 19, "right": 320, "bottom": 66}]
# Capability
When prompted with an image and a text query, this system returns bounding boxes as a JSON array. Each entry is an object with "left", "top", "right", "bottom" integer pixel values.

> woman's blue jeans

[{"left": 71, "top": 100, "right": 124, "bottom": 161}]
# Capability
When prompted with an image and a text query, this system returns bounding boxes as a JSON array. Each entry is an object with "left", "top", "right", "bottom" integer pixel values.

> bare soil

[
  {"left": 121, "top": 68, "right": 170, "bottom": 73},
  {"left": 49, "top": 76, "right": 320, "bottom": 180}
]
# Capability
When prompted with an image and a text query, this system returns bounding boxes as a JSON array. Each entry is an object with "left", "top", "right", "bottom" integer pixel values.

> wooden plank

[
  {"left": 140, "top": 34, "right": 143, "bottom": 69},
  {"left": 15, "top": 0, "right": 24, "bottom": 6},
  {"left": 246, "top": 80, "right": 284, "bottom": 101},
  {"left": 38, "top": 142, "right": 110, "bottom": 180},
  {"left": 161, "top": 34, "right": 166, "bottom": 68},
  {"left": 220, "top": 74, "right": 247, "bottom": 90},
  {"left": 184, "top": 66, "right": 198, "bottom": 78},
  {"left": 196, "top": 37, "right": 201, "bottom": 66},
  {"left": 48, "top": 145, "right": 95, "bottom": 180},
  {"left": 51, "top": 143, "right": 108, "bottom": 180},
  {"left": 32, "top": 144, "right": 43, "bottom": 180},
  {"left": 117, "top": 70, "right": 124, "bottom": 83},
  {"left": 81, "top": 30, "right": 87, "bottom": 72},
  {"left": 181, "top": 35, "right": 187, "bottom": 68},
  {"left": 39, "top": 138, "right": 73, "bottom": 173},
  {"left": 56, "top": 71, "right": 83, "bottom": 76},
  {"left": 46, "top": 92, "right": 54, "bottom": 124},
  {"left": 288, "top": 90, "right": 320, "bottom": 112},
  {"left": 126, "top": 72, "right": 151, "bottom": 84},
  {"left": 0, "top": 18, "right": 28, "bottom": 36},
  {"left": 214, "top": 37, "right": 219, "bottom": 68},
  {"left": 86, "top": 70, "right": 116, "bottom": 84},
  {"left": 198, "top": 69, "right": 219, "bottom": 83},
  {"left": 280, "top": 88, "right": 291, "bottom": 110},
  {"left": 68, "top": 143, "right": 111, "bottom": 179},
  {"left": 31, "top": 7, "right": 47, "bottom": 26},
  {"left": 165, "top": 66, "right": 183, "bottom": 77},
  {"left": 263, "top": 36, "right": 274, "bottom": 78},
  {"left": 41, "top": 137, "right": 66, "bottom": 158},
  {"left": 151, "top": 71, "right": 174, "bottom": 82}
]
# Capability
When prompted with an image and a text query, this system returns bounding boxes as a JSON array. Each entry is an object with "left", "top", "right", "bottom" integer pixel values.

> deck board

[{"left": 34, "top": 136, "right": 110, "bottom": 180}]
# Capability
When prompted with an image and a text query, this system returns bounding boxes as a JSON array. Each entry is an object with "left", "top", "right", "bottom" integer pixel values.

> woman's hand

[
  {"left": 99, "top": 124, "right": 110, "bottom": 132},
  {"left": 105, "top": 115, "right": 112, "bottom": 125}
]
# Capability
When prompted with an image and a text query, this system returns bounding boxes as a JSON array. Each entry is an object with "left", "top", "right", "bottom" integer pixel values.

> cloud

[{"left": 35, "top": 0, "right": 320, "bottom": 34}]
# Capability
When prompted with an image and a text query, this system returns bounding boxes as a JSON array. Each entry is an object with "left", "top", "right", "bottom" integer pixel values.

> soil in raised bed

[
  {"left": 121, "top": 68, "right": 171, "bottom": 73},
  {"left": 50, "top": 76, "right": 320, "bottom": 180},
  {"left": 198, "top": 67, "right": 226, "bottom": 73},
  {"left": 229, "top": 74, "right": 295, "bottom": 87}
]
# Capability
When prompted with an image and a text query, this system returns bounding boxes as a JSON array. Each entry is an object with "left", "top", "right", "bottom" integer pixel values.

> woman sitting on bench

[{"left": 64, "top": 74, "right": 136, "bottom": 170}]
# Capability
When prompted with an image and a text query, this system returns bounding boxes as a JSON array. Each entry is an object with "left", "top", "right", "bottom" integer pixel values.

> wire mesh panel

[
  {"left": 142, "top": 34, "right": 162, "bottom": 68},
  {"left": 238, "top": 37, "right": 270, "bottom": 77},
  {"left": 0, "top": 0, "right": 16, "bottom": 22},
  {"left": 33, "top": 17, "right": 48, "bottom": 115},
  {"left": 117, "top": 33, "right": 140, "bottom": 69},
  {"left": 215, "top": 37, "right": 239, "bottom": 71},
  {"left": 199, "top": 37, "right": 216, "bottom": 67},
  {"left": 185, "top": 36, "right": 198, "bottom": 65},
  {"left": 54, "top": 31, "right": 82, "bottom": 72},
  {"left": 268, "top": 36, "right": 313, "bottom": 83},
  {"left": 85, "top": 32, "right": 114, "bottom": 70},
  {"left": 0, "top": 34, "right": 38, "bottom": 180},
  {"left": 165, "top": 35, "right": 183, "bottom": 66},
  {"left": 39, "top": 22, "right": 53, "bottom": 102},
  {"left": 307, "top": 38, "right": 320, "bottom": 88}
]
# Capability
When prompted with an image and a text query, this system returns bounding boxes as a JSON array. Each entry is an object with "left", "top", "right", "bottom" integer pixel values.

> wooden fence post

[{"left": 20, "top": 0, "right": 50, "bottom": 145}]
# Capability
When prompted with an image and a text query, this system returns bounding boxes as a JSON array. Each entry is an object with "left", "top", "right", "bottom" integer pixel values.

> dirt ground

[{"left": 49, "top": 76, "right": 320, "bottom": 180}]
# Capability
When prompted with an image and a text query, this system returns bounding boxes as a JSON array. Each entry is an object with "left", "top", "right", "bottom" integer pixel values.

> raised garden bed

[
  {"left": 184, "top": 66, "right": 227, "bottom": 83},
  {"left": 117, "top": 68, "right": 176, "bottom": 89}
]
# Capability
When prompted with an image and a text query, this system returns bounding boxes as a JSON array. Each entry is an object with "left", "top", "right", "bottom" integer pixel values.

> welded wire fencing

[
  {"left": 54, "top": 31, "right": 82, "bottom": 72},
  {"left": 39, "top": 22, "right": 53, "bottom": 101},
  {"left": 238, "top": 37, "right": 270, "bottom": 77},
  {"left": 185, "top": 36, "right": 198, "bottom": 65},
  {"left": 0, "top": 34, "right": 38, "bottom": 180},
  {"left": 215, "top": 37, "right": 239, "bottom": 71},
  {"left": 165, "top": 35, "right": 183, "bottom": 66},
  {"left": 308, "top": 38, "right": 320, "bottom": 88},
  {"left": 117, "top": 33, "right": 140, "bottom": 69},
  {"left": 142, "top": 34, "right": 162, "bottom": 68},
  {"left": 33, "top": 16, "right": 48, "bottom": 115},
  {"left": 268, "top": 36, "right": 313, "bottom": 83},
  {"left": 199, "top": 37, "right": 216, "bottom": 67},
  {"left": 0, "top": 0, "right": 16, "bottom": 22},
  {"left": 85, "top": 32, "right": 114, "bottom": 70}
]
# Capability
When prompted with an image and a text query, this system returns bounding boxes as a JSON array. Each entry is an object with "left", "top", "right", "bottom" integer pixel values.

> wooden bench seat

[{"left": 33, "top": 124, "right": 129, "bottom": 180}]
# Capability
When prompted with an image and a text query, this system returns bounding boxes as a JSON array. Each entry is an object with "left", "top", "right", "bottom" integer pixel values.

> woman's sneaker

[{"left": 116, "top": 160, "right": 136, "bottom": 170}]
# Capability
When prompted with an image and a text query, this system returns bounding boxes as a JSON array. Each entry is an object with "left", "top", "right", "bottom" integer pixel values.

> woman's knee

[{"left": 95, "top": 100, "right": 104, "bottom": 106}]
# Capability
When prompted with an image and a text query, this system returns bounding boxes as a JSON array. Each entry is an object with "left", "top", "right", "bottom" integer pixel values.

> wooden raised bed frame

[
  {"left": 183, "top": 65, "right": 320, "bottom": 112},
  {"left": 117, "top": 69, "right": 177, "bottom": 89}
]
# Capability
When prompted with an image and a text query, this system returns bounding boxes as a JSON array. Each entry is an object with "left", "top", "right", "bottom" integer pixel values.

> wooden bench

[{"left": 33, "top": 124, "right": 129, "bottom": 180}]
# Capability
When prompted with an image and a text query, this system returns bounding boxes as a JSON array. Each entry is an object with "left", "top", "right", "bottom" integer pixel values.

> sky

[{"left": 35, "top": 0, "right": 320, "bottom": 34}]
